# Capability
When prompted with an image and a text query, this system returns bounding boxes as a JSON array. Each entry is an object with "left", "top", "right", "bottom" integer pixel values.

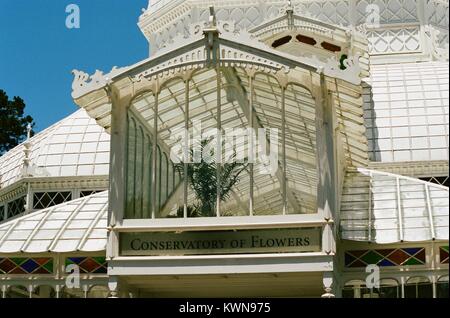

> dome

[{"left": 0, "top": 109, "right": 110, "bottom": 189}]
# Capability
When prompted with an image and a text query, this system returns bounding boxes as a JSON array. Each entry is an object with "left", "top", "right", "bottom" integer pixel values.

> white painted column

[
  {"left": 322, "top": 272, "right": 336, "bottom": 298},
  {"left": 151, "top": 89, "right": 160, "bottom": 219}
]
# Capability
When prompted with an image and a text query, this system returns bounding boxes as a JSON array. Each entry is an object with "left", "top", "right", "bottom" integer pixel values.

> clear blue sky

[{"left": 0, "top": 0, "right": 149, "bottom": 132}]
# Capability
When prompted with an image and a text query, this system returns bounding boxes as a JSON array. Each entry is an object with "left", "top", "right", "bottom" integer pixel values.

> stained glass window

[
  {"left": 33, "top": 191, "right": 72, "bottom": 209},
  {"left": 6, "top": 196, "right": 26, "bottom": 218},
  {"left": 345, "top": 247, "right": 426, "bottom": 268},
  {"left": 440, "top": 246, "right": 449, "bottom": 264},
  {"left": 0, "top": 257, "right": 53, "bottom": 274},
  {"left": 65, "top": 256, "right": 107, "bottom": 274}
]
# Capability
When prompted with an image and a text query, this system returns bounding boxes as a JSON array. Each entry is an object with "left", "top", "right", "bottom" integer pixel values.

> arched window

[
  {"left": 405, "top": 277, "right": 433, "bottom": 298},
  {"left": 342, "top": 279, "right": 400, "bottom": 298},
  {"left": 342, "top": 280, "right": 370, "bottom": 298},
  {"left": 32, "top": 285, "right": 56, "bottom": 298},
  {"left": 373, "top": 279, "right": 400, "bottom": 298},
  {"left": 5, "top": 285, "right": 29, "bottom": 298},
  {"left": 437, "top": 276, "right": 449, "bottom": 298},
  {"left": 87, "top": 285, "right": 109, "bottom": 298}
]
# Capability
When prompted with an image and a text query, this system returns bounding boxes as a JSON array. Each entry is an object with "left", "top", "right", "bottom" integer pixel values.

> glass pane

[
  {"left": 342, "top": 288, "right": 355, "bottom": 298},
  {"left": 32, "top": 286, "right": 56, "bottom": 298},
  {"left": 7, "top": 196, "right": 26, "bottom": 218},
  {"left": 437, "top": 281, "right": 449, "bottom": 298},
  {"left": 88, "top": 285, "right": 109, "bottom": 298},
  {"left": 405, "top": 278, "right": 433, "bottom": 298},
  {"left": 126, "top": 116, "right": 136, "bottom": 218},
  {"left": 378, "top": 285, "right": 399, "bottom": 298},
  {"left": 61, "top": 287, "right": 84, "bottom": 298},
  {"left": 6, "top": 286, "right": 29, "bottom": 298}
]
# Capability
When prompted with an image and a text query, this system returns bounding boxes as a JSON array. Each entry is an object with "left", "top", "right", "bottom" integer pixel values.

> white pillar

[{"left": 322, "top": 272, "right": 336, "bottom": 298}]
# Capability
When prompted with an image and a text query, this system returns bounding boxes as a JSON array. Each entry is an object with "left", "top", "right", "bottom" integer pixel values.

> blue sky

[{"left": 0, "top": 0, "right": 149, "bottom": 132}]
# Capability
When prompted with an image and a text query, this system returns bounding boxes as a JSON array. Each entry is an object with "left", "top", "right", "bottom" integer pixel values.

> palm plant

[{"left": 176, "top": 138, "right": 248, "bottom": 217}]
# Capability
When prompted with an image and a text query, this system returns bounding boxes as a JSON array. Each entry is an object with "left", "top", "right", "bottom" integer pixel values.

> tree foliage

[{"left": 0, "top": 89, "right": 35, "bottom": 154}]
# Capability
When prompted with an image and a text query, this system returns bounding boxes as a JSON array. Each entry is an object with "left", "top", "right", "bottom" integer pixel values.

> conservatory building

[{"left": 0, "top": 0, "right": 448, "bottom": 298}]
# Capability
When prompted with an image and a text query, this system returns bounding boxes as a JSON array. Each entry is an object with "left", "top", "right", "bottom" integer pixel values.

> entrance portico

[{"left": 73, "top": 6, "right": 366, "bottom": 298}]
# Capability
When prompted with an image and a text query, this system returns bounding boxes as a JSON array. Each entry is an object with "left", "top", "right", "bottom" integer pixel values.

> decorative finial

[
  {"left": 208, "top": 6, "right": 217, "bottom": 28},
  {"left": 26, "top": 123, "right": 32, "bottom": 140}
]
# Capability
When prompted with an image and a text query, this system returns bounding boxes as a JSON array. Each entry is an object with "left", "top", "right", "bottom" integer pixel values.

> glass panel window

[
  {"left": 80, "top": 190, "right": 103, "bottom": 197},
  {"left": 437, "top": 276, "right": 449, "bottom": 298},
  {"left": 124, "top": 69, "right": 319, "bottom": 219},
  {"left": 0, "top": 205, "right": 5, "bottom": 221},
  {"left": 419, "top": 176, "right": 449, "bottom": 187},
  {"left": 7, "top": 196, "right": 26, "bottom": 218},
  {"left": 32, "top": 286, "right": 56, "bottom": 298},
  {"left": 405, "top": 277, "right": 433, "bottom": 298},
  {"left": 343, "top": 279, "right": 399, "bottom": 298},
  {"left": 61, "top": 287, "right": 85, "bottom": 298},
  {"left": 33, "top": 192, "right": 72, "bottom": 209},
  {"left": 88, "top": 285, "right": 109, "bottom": 298},
  {"left": 375, "top": 279, "right": 400, "bottom": 298},
  {"left": 5, "top": 286, "right": 29, "bottom": 298}
]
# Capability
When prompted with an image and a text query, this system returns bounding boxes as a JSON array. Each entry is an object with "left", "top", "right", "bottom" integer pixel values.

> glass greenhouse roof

[
  {"left": 0, "top": 191, "right": 108, "bottom": 254},
  {"left": 341, "top": 168, "right": 449, "bottom": 243}
]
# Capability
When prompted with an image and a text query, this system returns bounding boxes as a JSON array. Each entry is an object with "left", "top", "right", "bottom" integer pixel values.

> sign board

[{"left": 120, "top": 227, "right": 321, "bottom": 256}]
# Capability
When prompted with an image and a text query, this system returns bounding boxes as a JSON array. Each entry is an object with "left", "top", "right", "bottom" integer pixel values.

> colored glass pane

[
  {"left": 42, "top": 260, "right": 53, "bottom": 273},
  {"left": 34, "top": 258, "right": 51, "bottom": 266},
  {"left": 21, "top": 259, "right": 40, "bottom": 273},
  {"left": 345, "top": 253, "right": 356, "bottom": 266},
  {"left": 414, "top": 249, "right": 426, "bottom": 262},
  {"left": 10, "top": 267, "right": 27, "bottom": 274},
  {"left": 348, "top": 250, "right": 367, "bottom": 258},
  {"left": 79, "top": 258, "right": 101, "bottom": 272},
  {"left": 10, "top": 258, "right": 27, "bottom": 266},
  {"left": 378, "top": 259, "right": 396, "bottom": 267},
  {"left": 33, "top": 267, "right": 51, "bottom": 274},
  {"left": 440, "top": 246, "right": 449, "bottom": 264},
  {"left": 0, "top": 259, "right": 16, "bottom": 273},
  {"left": 387, "top": 249, "right": 410, "bottom": 265},
  {"left": 67, "top": 257, "right": 86, "bottom": 265},
  {"left": 403, "top": 248, "right": 422, "bottom": 256},
  {"left": 348, "top": 259, "right": 367, "bottom": 268},
  {"left": 93, "top": 257, "right": 106, "bottom": 265},
  {"left": 361, "top": 251, "right": 384, "bottom": 264},
  {"left": 93, "top": 267, "right": 107, "bottom": 274},
  {"left": 376, "top": 249, "right": 395, "bottom": 257},
  {"left": 403, "top": 257, "right": 423, "bottom": 266}
]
